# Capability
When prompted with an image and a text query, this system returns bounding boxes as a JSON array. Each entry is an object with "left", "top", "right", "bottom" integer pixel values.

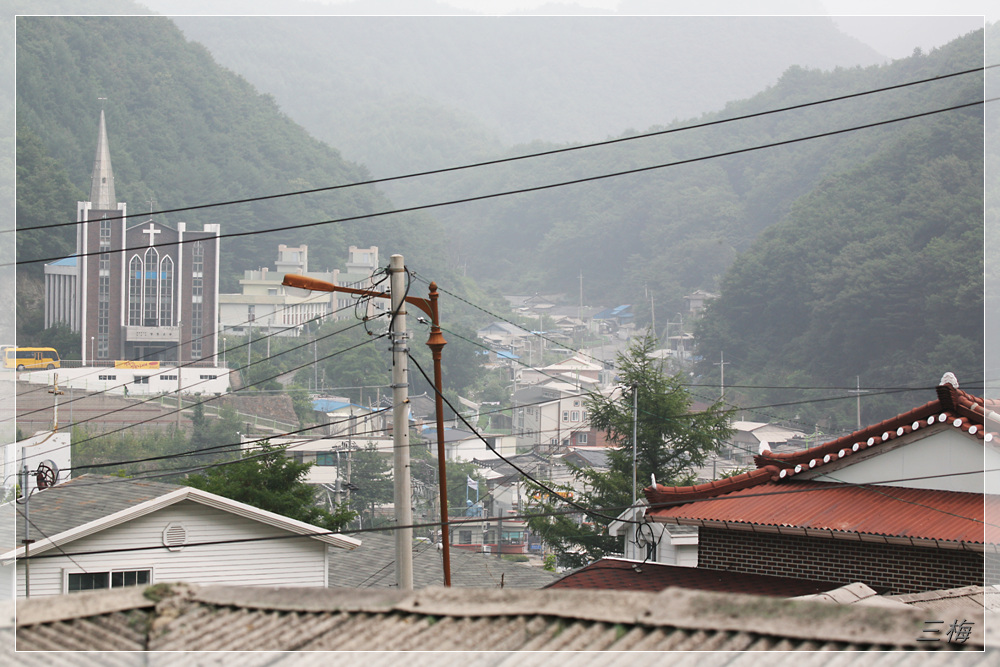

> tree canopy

[
  {"left": 184, "top": 442, "right": 355, "bottom": 532},
  {"left": 526, "top": 335, "right": 733, "bottom": 568}
]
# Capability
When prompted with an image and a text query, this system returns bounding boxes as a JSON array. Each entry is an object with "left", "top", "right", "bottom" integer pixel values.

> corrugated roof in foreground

[{"left": 13, "top": 583, "right": 989, "bottom": 653}]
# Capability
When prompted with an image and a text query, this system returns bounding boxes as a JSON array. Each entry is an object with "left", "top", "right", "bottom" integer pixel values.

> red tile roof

[
  {"left": 642, "top": 382, "right": 994, "bottom": 546},
  {"left": 649, "top": 481, "right": 993, "bottom": 546},
  {"left": 545, "top": 557, "right": 853, "bottom": 596}
]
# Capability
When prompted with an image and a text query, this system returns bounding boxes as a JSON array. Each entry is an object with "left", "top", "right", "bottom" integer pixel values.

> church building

[{"left": 44, "top": 111, "right": 220, "bottom": 364}]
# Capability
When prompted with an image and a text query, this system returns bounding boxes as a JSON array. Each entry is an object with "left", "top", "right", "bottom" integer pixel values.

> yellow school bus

[{"left": 3, "top": 347, "right": 61, "bottom": 371}]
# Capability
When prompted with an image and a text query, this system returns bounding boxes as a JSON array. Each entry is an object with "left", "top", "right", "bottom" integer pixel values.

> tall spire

[{"left": 89, "top": 109, "right": 117, "bottom": 209}]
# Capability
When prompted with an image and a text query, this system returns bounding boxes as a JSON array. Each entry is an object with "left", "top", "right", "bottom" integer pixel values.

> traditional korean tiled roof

[
  {"left": 752, "top": 382, "right": 993, "bottom": 472},
  {"left": 545, "top": 557, "right": 850, "bottom": 596},
  {"left": 643, "top": 380, "right": 994, "bottom": 546}
]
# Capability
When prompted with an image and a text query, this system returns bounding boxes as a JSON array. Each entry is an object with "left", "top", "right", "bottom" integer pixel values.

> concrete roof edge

[{"left": 15, "top": 587, "right": 155, "bottom": 627}]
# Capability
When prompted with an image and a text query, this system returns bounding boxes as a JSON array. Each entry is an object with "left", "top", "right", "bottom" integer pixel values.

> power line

[
  {"left": 12, "top": 65, "right": 989, "bottom": 237},
  {"left": 10, "top": 289, "right": 366, "bottom": 414},
  {"left": 12, "top": 97, "right": 990, "bottom": 269},
  {"left": 15, "top": 467, "right": 995, "bottom": 562},
  {"left": 23, "top": 329, "right": 391, "bottom": 462}
]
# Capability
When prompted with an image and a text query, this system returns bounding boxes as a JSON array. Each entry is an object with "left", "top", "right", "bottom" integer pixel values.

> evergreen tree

[
  {"left": 346, "top": 444, "right": 394, "bottom": 529},
  {"left": 526, "top": 335, "right": 733, "bottom": 568},
  {"left": 185, "top": 442, "right": 355, "bottom": 532}
]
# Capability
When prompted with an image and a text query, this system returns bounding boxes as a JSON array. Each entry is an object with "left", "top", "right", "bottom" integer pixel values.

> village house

[
  {"left": 2, "top": 475, "right": 360, "bottom": 599},
  {"left": 640, "top": 374, "right": 997, "bottom": 596}
]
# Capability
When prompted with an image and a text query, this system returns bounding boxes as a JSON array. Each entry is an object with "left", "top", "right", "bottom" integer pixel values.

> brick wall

[{"left": 698, "top": 527, "right": 984, "bottom": 595}]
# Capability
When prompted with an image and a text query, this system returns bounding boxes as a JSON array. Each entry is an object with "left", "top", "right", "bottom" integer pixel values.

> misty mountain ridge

[{"left": 15, "top": 13, "right": 985, "bottom": 425}]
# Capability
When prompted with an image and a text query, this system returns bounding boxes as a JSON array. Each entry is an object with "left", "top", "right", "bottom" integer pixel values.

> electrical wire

[
  {"left": 12, "top": 467, "right": 997, "bottom": 562},
  {"left": 10, "top": 292, "right": 373, "bottom": 418},
  {"left": 11, "top": 97, "right": 991, "bottom": 269},
  {"left": 12, "top": 65, "right": 989, "bottom": 237},
  {"left": 22, "top": 328, "right": 391, "bottom": 463}
]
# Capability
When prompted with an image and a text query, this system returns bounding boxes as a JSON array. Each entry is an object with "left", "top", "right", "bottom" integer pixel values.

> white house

[
  {"left": 608, "top": 503, "right": 699, "bottom": 567},
  {"left": 1, "top": 475, "right": 359, "bottom": 599}
]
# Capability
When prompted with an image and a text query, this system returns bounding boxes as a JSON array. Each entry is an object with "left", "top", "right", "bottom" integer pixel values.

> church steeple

[{"left": 89, "top": 109, "right": 117, "bottom": 209}]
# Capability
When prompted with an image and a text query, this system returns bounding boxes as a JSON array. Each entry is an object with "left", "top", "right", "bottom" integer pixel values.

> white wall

[
  {"left": 811, "top": 427, "right": 989, "bottom": 493},
  {"left": 1, "top": 431, "right": 72, "bottom": 497},
  {"left": 17, "top": 366, "right": 231, "bottom": 396},
  {"left": 14, "top": 499, "right": 329, "bottom": 598}
]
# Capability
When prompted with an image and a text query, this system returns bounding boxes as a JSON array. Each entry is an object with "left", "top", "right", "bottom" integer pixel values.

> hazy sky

[{"left": 307, "top": 0, "right": 991, "bottom": 60}]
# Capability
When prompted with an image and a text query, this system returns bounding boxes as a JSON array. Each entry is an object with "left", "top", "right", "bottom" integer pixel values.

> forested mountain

[
  {"left": 13, "top": 9, "right": 986, "bottom": 426},
  {"left": 15, "top": 13, "right": 451, "bottom": 293},
  {"left": 158, "top": 10, "right": 886, "bottom": 177}
]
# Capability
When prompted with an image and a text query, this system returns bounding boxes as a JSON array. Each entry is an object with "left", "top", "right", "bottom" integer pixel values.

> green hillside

[{"left": 15, "top": 14, "right": 447, "bottom": 293}]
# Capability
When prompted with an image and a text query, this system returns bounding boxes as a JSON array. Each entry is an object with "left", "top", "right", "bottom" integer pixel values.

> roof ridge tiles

[
  {"left": 755, "top": 397, "right": 948, "bottom": 469},
  {"left": 644, "top": 466, "right": 782, "bottom": 507}
]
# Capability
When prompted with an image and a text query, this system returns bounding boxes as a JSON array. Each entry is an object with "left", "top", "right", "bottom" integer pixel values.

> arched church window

[
  {"left": 128, "top": 255, "right": 142, "bottom": 326},
  {"left": 143, "top": 247, "right": 159, "bottom": 326},
  {"left": 159, "top": 256, "right": 174, "bottom": 326}
]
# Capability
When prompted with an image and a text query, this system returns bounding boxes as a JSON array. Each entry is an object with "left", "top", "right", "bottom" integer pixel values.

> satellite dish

[{"left": 35, "top": 460, "right": 59, "bottom": 489}]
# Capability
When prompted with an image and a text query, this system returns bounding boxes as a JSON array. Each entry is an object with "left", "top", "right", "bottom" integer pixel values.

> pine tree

[{"left": 526, "top": 334, "right": 733, "bottom": 568}]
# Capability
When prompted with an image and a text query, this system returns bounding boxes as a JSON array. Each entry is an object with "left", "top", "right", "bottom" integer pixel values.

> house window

[
  {"left": 316, "top": 452, "right": 336, "bottom": 466},
  {"left": 573, "top": 400, "right": 580, "bottom": 407},
  {"left": 199, "top": 375, "right": 217, "bottom": 380},
  {"left": 133, "top": 376, "right": 150, "bottom": 384},
  {"left": 577, "top": 433, "right": 588, "bottom": 444},
  {"left": 67, "top": 569, "right": 151, "bottom": 593},
  {"left": 562, "top": 411, "right": 569, "bottom": 422},
  {"left": 159, "top": 374, "right": 177, "bottom": 381},
  {"left": 571, "top": 410, "right": 580, "bottom": 421},
  {"left": 459, "top": 530, "right": 472, "bottom": 544},
  {"left": 98, "top": 374, "right": 116, "bottom": 381}
]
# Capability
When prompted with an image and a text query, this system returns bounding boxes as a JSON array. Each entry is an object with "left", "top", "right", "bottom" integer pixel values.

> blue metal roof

[
  {"left": 49, "top": 257, "right": 78, "bottom": 267},
  {"left": 312, "top": 399, "right": 365, "bottom": 413},
  {"left": 593, "top": 304, "right": 633, "bottom": 320}
]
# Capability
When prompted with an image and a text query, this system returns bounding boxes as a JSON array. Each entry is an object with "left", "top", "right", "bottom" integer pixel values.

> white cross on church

[{"left": 143, "top": 222, "right": 161, "bottom": 246}]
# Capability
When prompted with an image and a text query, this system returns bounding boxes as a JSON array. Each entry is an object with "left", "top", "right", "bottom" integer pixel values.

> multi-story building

[
  {"left": 43, "top": 111, "right": 220, "bottom": 364},
  {"left": 218, "top": 244, "right": 384, "bottom": 336}
]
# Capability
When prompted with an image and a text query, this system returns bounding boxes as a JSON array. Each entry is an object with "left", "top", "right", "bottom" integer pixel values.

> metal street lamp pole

[{"left": 282, "top": 262, "right": 454, "bottom": 586}]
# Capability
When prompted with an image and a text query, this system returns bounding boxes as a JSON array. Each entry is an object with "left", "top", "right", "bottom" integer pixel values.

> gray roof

[
  {"left": 564, "top": 449, "right": 609, "bottom": 469},
  {"left": 329, "top": 531, "right": 558, "bottom": 589},
  {"left": 15, "top": 475, "right": 181, "bottom": 543},
  {"left": 11, "top": 582, "right": 991, "bottom": 654}
]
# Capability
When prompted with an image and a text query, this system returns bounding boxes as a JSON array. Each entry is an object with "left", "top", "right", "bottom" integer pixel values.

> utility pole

[
  {"left": 177, "top": 319, "right": 183, "bottom": 430},
  {"left": 848, "top": 376, "right": 868, "bottom": 430},
  {"left": 714, "top": 351, "right": 728, "bottom": 402},
  {"left": 631, "top": 383, "right": 638, "bottom": 504},
  {"left": 282, "top": 263, "right": 452, "bottom": 586},
  {"left": 21, "top": 448, "right": 33, "bottom": 598},
  {"left": 48, "top": 375, "right": 64, "bottom": 431},
  {"left": 389, "top": 255, "right": 413, "bottom": 590}
]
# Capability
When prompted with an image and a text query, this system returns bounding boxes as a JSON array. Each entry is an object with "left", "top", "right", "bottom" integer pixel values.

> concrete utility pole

[
  {"left": 631, "top": 383, "right": 638, "bottom": 504},
  {"left": 848, "top": 376, "right": 868, "bottom": 431},
  {"left": 714, "top": 351, "right": 728, "bottom": 402},
  {"left": 389, "top": 255, "right": 413, "bottom": 590},
  {"left": 48, "top": 375, "right": 64, "bottom": 431},
  {"left": 283, "top": 259, "right": 452, "bottom": 586}
]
